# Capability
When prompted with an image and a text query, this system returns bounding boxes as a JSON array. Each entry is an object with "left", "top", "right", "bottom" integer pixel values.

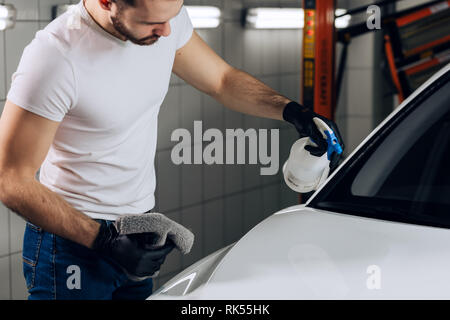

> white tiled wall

[
  {"left": 10, "top": 253, "right": 27, "bottom": 300},
  {"left": 203, "top": 199, "right": 224, "bottom": 256},
  {"left": 0, "top": 205, "right": 9, "bottom": 257},
  {"left": 179, "top": 204, "right": 204, "bottom": 269},
  {"left": 0, "top": 256, "right": 10, "bottom": 300},
  {"left": 396, "top": 0, "right": 430, "bottom": 10}
]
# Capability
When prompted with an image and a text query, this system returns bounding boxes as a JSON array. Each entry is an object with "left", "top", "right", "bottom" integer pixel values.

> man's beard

[{"left": 111, "top": 10, "right": 160, "bottom": 46}]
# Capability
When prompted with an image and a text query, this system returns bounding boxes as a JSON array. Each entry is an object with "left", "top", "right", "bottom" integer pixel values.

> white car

[{"left": 150, "top": 63, "right": 450, "bottom": 300}]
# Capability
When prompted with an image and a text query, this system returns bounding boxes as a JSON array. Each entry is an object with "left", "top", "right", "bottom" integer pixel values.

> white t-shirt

[{"left": 7, "top": 1, "right": 193, "bottom": 220}]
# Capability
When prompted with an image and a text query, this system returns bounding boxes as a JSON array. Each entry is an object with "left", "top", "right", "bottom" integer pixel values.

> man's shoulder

[
  {"left": 36, "top": 7, "right": 89, "bottom": 58},
  {"left": 18, "top": 11, "right": 86, "bottom": 75}
]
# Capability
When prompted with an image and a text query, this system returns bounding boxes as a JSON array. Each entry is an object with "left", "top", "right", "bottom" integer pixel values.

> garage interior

[{"left": 0, "top": 0, "right": 448, "bottom": 299}]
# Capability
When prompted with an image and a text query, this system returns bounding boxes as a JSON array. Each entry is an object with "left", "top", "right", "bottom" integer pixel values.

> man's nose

[{"left": 154, "top": 21, "right": 171, "bottom": 37}]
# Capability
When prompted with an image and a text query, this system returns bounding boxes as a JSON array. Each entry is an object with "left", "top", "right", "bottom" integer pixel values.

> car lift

[
  {"left": 298, "top": 0, "right": 450, "bottom": 203},
  {"left": 302, "top": 0, "right": 450, "bottom": 121},
  {"left": 336, "top": 0, "right": 450, "bottom": 104}
]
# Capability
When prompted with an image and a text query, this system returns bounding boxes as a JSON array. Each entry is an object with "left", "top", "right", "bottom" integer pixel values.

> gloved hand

[
  {"left": 283, "top": 101, "right": 345, "bottom": 171},
  {"left": 92, "top": 220, "right": 175, "bottom": 278}
]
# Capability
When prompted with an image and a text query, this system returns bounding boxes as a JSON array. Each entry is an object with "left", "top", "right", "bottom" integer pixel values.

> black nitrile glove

[
  {"left": 283, "top": 101, "right": 345, "bottom": 172},
  {"left": 92, "top": 220, "right": 175, "bottom": 278}
]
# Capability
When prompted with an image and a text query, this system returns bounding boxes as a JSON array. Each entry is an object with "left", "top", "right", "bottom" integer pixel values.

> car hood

[{"left": 175, "top": 206, "right": 450, "bottom": 299}]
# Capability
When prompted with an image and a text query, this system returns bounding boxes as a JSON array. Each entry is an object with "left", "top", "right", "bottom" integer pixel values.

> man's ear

[{"left": 99, "top": 0, "right": 112, "bottom": 10}]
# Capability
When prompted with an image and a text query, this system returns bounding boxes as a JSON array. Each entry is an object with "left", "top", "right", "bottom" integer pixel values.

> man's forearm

[
  {"left": 0, "top": 174, "right": 100, "bottom": 248},
  {"left": 213, "top": 67, "right": 292, "bottom": 121}
]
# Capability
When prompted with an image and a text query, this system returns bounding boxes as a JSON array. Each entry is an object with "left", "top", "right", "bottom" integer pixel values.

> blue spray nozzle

[
  {"left": 310, "top": 117, "right": 344, "bottom": 161},
  {"left": 323, "top": 130, "right": 343, "bottom": 160}
]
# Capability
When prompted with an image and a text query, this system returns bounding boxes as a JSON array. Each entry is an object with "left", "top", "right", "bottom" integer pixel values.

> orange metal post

[
  {"left": 299, "top": 0, "right": 336, "bottom": 204},
  {"left": 301, "top": 0, "right": 337, "bottom": 120}
]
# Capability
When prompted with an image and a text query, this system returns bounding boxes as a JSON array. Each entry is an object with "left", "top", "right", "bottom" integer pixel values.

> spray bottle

[{"left": 282, "top": 117, "right": 343, "bottom": 193}]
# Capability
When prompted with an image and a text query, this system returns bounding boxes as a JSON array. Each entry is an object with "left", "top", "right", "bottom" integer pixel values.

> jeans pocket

[{"left": 22, "top": 222, "right": 43, "bottom": 290}]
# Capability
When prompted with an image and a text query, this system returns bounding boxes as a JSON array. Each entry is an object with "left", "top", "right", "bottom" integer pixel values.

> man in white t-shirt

[{"left": 0, "top": 0, "right": 343, "bottom": 299}]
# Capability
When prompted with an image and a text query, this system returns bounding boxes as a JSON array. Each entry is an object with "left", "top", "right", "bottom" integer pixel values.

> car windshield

[{"left": 310, "top": 69, "right": 450, "bottom": 229}]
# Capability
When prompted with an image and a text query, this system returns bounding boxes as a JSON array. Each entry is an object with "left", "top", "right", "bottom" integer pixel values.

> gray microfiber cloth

[{"left": 114, "top": 212, "right": 194, "bottom": 281}]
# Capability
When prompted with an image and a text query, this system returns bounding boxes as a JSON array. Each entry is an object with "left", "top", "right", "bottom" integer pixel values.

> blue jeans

[{"left": 22, "top": 219, "right": 153, "bottom": 300}]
